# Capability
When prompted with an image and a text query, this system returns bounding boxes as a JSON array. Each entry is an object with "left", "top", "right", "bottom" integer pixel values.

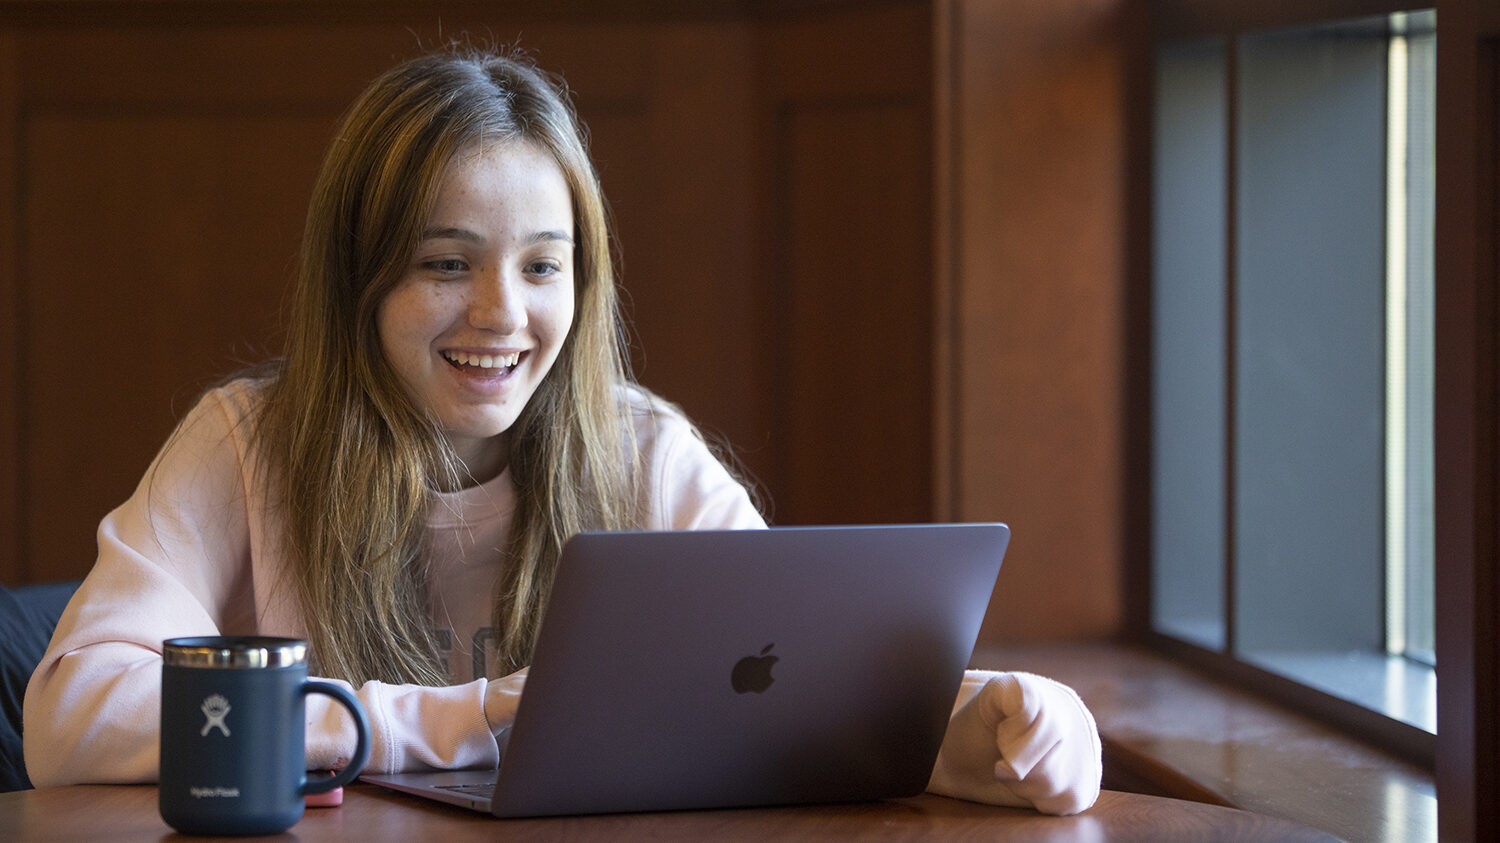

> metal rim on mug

[{"left": 163, "top": 636, "right": 309, "bottom": 669}]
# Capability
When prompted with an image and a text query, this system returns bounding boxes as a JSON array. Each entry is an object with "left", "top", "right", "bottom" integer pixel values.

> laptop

[{"left": 361, "top": 523, "right": 1009, "bottom": 818}]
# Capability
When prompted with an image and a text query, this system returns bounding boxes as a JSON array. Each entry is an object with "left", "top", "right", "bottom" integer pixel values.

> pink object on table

[{"left": 305, "top": 787, "right": 343, "bottom": 808}]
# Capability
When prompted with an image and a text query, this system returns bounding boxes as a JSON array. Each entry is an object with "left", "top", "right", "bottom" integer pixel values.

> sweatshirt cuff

[{"left": 305, "top": 678, "right": 498, "bottom": 774}]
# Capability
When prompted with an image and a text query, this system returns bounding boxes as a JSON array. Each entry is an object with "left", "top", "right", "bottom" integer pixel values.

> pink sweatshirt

[{"left": 24, "top": 379, "right": 1100, "bottom": 814}]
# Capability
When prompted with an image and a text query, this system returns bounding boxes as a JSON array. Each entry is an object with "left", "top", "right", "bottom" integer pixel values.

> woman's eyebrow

[
  {"left": 421, "top": 225, "right": 483, "bottom": 243},
  {"left": 418, "top": 227, "right": 574, "bottom": 246},
  {"left": 531, "top": 230, "right": 575, "bottom": 246}
]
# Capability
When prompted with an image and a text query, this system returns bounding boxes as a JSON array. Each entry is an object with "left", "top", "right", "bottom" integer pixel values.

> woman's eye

[
  {"left": 527, "top": 261, "right": 562, "bottom": 278},
  {"left": 423, "top": 258, "right": 468, "bottom": 274}
]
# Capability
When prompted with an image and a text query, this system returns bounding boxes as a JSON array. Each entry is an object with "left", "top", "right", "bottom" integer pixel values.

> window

[{"left": 1149, "top": 10, "right": 1436, "bottom": 741}]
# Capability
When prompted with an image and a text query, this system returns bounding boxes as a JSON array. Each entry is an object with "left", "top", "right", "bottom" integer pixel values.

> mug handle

[{"left": 299, "top": 680, "right": 372, "bottom": 795}]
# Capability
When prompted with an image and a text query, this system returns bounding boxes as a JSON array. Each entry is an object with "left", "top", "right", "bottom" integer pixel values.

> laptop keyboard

[{"left": 436, "top": 782, "right": 495, "bottom": 798}]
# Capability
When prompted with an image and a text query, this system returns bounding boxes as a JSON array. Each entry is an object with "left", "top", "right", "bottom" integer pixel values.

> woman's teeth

[{"left": 444, "top": 351, "right": 520, "bottom": 369}]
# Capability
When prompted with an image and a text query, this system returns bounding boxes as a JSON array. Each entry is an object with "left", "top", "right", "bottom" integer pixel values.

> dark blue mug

[{"left": 159, "top": 636, "right": 371, "bottom": 835}]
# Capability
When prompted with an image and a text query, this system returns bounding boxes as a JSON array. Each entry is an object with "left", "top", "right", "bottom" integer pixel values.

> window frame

[{"left": 1133, "top": 0, "right": 1441, "bottom": 769}]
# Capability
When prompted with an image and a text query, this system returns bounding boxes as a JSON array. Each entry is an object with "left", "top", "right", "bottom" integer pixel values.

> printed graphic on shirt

[{"left": 432, "top": 625, "right": 505, "bottom": 682}]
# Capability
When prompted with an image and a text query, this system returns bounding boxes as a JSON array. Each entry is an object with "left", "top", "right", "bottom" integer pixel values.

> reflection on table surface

[{"left": 0, "top": 783, "right": 1344, "bottom": 841}]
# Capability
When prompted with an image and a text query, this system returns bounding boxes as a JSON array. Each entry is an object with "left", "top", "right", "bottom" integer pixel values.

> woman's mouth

[{"left": 442, "top": 350, "right": 521, "bottom": 374}]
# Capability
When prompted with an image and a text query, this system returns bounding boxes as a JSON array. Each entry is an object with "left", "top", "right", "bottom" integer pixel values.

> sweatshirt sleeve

[
  {"left": 22, "top": 388, "right": 498, "bottom": 784},
  {"left": 23, "top": 389, "right": 260, "bottom": 786},
  {"left": 926, "top": 670, "right": 1103, "bottom": 815}
]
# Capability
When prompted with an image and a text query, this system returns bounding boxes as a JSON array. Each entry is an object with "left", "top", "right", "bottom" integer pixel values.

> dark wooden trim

[
  {"left": 1434, "top": 2, "right": 1499, "bottom": 838},
  {"left": 931, "top": 0, "right": 960, "bottom": 523},
  {"left": 0, "top": 33, "right": 19, "bottom": 586},
  {"left": 768, "top": 100, "right": 795, "bottom": 522},
  {"left": 1221, "top": 35, "right": 1239, "bottom": 656},
  {"left": 1120, "top": 0, "right": 1154, "bottom": 638},
  {"left": 0, "top": 0, "right": 923, "bottom": 27}
]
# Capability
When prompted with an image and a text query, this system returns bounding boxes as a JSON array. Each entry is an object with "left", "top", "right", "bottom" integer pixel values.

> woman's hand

[
  {"left": 482, "top": 668, "right": 529, "bottom": 736},
  {"left": 926, "top": 671, "right": 1102, "bottom": 815}
]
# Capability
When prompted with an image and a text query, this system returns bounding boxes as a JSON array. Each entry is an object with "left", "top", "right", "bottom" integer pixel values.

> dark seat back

[{"left": 0, "top": 580, "right": 82, "bottom": 792}]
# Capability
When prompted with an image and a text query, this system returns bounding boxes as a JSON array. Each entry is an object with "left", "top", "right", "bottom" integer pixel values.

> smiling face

[{"left": 377, "top": 141, "right": 576, "bottom": 483}]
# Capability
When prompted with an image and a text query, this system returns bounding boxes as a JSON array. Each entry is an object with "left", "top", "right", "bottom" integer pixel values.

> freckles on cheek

[
  {"left": 379, "top": 284, "right": 446, "bottom": 350},
  {"left": 374, "top": 295, "right": 436, "bottom": 387}
]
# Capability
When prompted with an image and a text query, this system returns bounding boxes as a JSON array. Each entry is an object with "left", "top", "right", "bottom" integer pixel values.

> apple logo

[{"left": 731, "top": 644, "right": 778, "bottom": 694}]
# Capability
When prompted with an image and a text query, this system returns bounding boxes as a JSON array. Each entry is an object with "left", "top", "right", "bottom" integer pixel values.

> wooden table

[{"left": 0, "top": 783, "right": 1342, "bottom": 840}]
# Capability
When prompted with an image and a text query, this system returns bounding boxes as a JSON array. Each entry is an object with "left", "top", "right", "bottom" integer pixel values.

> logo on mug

[{"left": 199, "top": 694, "right": 232, "bottom": 737}]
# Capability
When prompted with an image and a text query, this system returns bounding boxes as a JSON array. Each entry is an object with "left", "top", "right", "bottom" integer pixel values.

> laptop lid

[{"left": 487, "top": 523, "right": 1009, "bottom": 818}]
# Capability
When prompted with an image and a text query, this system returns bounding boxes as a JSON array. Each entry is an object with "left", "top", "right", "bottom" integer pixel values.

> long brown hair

[{"left": 254, "top": 49, "right": 638, "bottom": 684}]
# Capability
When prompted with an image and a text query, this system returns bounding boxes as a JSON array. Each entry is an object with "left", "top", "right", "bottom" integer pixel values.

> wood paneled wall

[
  {"left": 760, "top": 9, "right": 934, "bottom": 526},
  {"left": 936, "top": 0, "right": 1134, "bottom": 641},
  {"left": 0, "top": 0, "right": 1135, "bottom": 644}
]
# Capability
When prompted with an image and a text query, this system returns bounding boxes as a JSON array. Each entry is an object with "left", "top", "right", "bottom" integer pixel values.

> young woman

[{"left": 23, "top": 49, "right": 1100, "bottom": 815}]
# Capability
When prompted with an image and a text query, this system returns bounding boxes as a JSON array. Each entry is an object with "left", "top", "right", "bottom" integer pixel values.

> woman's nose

[{"left": 468, "top": 268, "right": 526, "bottom": 334}]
